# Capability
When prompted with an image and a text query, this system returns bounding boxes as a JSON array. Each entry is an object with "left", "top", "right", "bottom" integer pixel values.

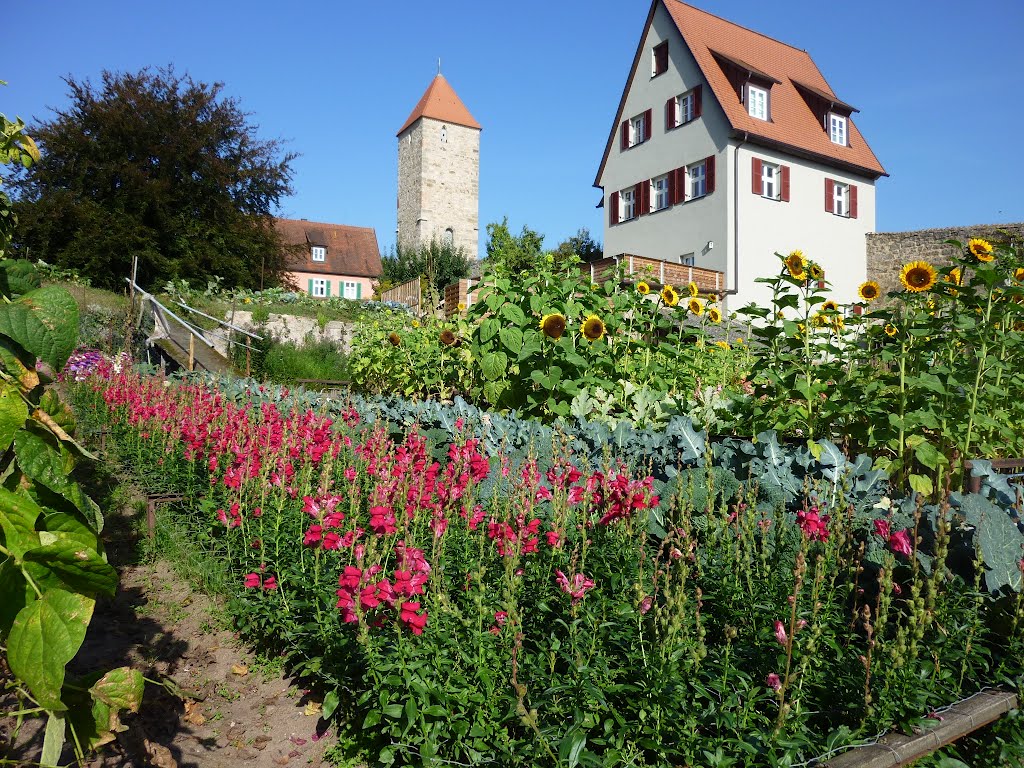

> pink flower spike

[
  {"left": 244, "top": 573, "right": 261, "bottom": 589},
  {"left": 262, "top": 576, "right": 278, "bottom": 590},
  {"left": 889, "top": 529, "right": 913, "bottom": 557},
  {"left": 774, "top": 620, "right": 788, "bottom": 645},
  {"left": 873, "top": 518, "right": 891, "bottom": 540},
  {"left": 766, "top": 673, "right": 782, "bottom": 691}
]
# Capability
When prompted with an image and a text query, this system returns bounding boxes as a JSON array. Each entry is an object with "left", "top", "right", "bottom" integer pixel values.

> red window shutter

[
  {"left": 644, "top": 181, "right": 653, "bottom": 215},
  {"left": 643, "top": 109, "right": 653, "bottom": 141},
  {"left": 654, "top": 42, "right": 668, "bottom": 75},
  {"left": 694, "top": 84, "right": 702, "bottom": 118},
  {"left": 666, "top": 170, "right": 675, "bottom": 205},
  {"left": 751, "top": 158, "right": 762, "bottom": 195},
  {"left": 705, "top": 155, "right": 716, "bottom": 194},
  {"left": 665, "top": 97, "right": 675, "bottom": 130},
  {"left": 673, "top": 166, "right": 687, "bottom": 204},
  {"left": 610, "top": 192, "right": 619, "bottom": 225},
  {"left": 825, "top": 178, "right": 834, "bottom": 212},
  {"left": 780, "top": 165, "right": 790, "bottom": 202},
  {"left": 849, "top": 184, "right": 858, "bottom": 218},
  {"left": 634, "top": 182, "right": 644, "bottom": 215},
  {"left": 621, "top": 121, "right": 629, "bottom": 150}
]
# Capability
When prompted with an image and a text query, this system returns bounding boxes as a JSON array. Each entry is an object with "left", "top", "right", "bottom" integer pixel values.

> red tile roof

[
  {"left": 275, "top": 218, "right": 382, "bottom": 278},
  {"left": 597, "top": 0, "right": 886, "bottom": 185},
  {"left": 397, "top": 74, "right": 481, "bottom": 136}
]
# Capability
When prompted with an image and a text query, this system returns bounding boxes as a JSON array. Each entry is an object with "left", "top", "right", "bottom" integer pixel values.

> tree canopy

[
  {"left": 379, "top": 238, "right": 472, "bottom": 295},
  {"left": 10, "top": 66, "right": 296, "bottom": 290},
  {"left": 484, "top": 217, "right": 546, "bottom": 277},
  {"left": 554, "top": 227, "right": 603, "bottom": 264}
]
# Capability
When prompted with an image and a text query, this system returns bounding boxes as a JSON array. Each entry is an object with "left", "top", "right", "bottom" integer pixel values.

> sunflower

[
  {"left": 687, "top": 281, "right": 700, "bottom": 297},
  {"left": 858, "top": 281, "right": 881, "bottom": 302},
  {"left": 968, "top": 238, "right": 994, "bottom": 262},
  {"left": 884, "top": 323, "right": 898, "bottom": 337},
  {"left": 439, "top": 329, "right": 457, "bottom": 346},
  {"left": 580, "top": 315, "right": 606, "bottom": 342},
  {"left": 637, "top": 281, "right": 651, "bottom": 295},
  {"left": 707, "top": 306, "right": 722, "bottom": 323},
  {"left": 457, "top": 302, "right": 467, "bottom": 311},
  {"left": 947, "top": 267, "right": 962, "bottom": 285},
  {"left": 713, "top": 340, "right": 731, "bottom": 350},
  {"left": 388, "top": 332, "right": 401, "bottom": 346},
  {"left": 809, "top": 263, "right": 825, "bottom": 281},
  {"left": 812, "top": 312, "right": 830, "bottom": 328},
  {"left": 661, "top": 285, "right": 680, "bottom": 307},
  {"left": 411, "top": 319, "right": 421, "bottom": 328},
  {"left": 899, "top": 261, "right": 937, "bottom": 293},
  {"left": 821, "top": 300, "right": 839, "bottom": 313},
  {"left": 831, "top": 315, "right": 845, "bottom": 332},
  {"left": 688, "top": 297, "right": 705, "bottom": 316},
  {"left": 784, "top": 250, "right": 807, "bottom": 279},
  {"left": 1014, "top": 268, "right": 1024, "bottom": 283},
  {"left": 539, "top": 313, "right": 567, "bottom": 340}
]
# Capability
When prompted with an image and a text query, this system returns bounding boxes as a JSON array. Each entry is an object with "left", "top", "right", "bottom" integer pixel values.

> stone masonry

[
  {"left": 867, "top": 223, "right": 1024, "bottom": 295},
  {"left": 397, "top": 116, "right": 480, "bottom": 260}
]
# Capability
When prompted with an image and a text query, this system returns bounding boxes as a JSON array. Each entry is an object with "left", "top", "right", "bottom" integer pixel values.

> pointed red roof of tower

[{"left": 397, "top": 74, "right": 481, "bottom": 136}]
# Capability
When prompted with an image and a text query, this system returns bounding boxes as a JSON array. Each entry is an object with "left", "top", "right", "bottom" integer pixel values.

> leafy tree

[
  {"left": 1, "top": 85, "right": 40, "bottom": 257},
  {"left": 379, "top": 237, "right": 471, "bottom": 294},
  {"left": 484, "top": 217, "right": 546, "bottom": 277},
  {"left": 554, "top": 227, "right": 603, "bottom": 263},
  {"left": 10, "top": 66, "right": 296, "bottom": 290}
]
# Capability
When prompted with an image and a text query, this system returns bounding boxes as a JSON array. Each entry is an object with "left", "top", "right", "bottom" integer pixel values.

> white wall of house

[
  {"left": 600, "top": 1, "right": 731, "bottom": 276},
  {"left": 729, "top": 142, "right": 875, "bottom": 310}
]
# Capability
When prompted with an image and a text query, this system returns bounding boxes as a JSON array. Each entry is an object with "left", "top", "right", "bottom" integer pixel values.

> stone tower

[{"left": 397, "top": 74, "right": 481, "bottom": 260}]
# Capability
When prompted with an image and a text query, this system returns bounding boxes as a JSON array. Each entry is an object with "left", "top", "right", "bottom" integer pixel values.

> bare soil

[{"left": 2, "top": 501, "right": 334, "bottom": 767}]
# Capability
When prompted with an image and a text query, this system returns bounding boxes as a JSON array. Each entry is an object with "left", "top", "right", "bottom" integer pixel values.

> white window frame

[
  {"left": 829, "top": 113, "right": 847, "bottom": 145},
  {"left": 629, "top": 113, "right": 647, "bottom": 147},
  {"left": 311, "top": 278, "right": 328, "bottom": 298},
  {"left": 651, "top": 174, "right": 669, "bottom": 211},
  {"left": 311, "top": 246, "right": 326, "bottom": 262},
  {"left": 620, "top": 187, "right": 636, "bottom": 220},
  {"left": 681, "top": 253, "right": 695, "bottom": 266},
  {"left": 833, "top": 181, "right": 850, "bottom": 217},
  {"left": 747, "top": 85, "right": 768, "bottom": 121},
  {"left": 343, "top": 281, "right": 358, "bottom": 300},
  {"left": 678, "top": 91, "right": 695, "bottom": 125},
  {"left": 689, "top": 162, "right": 706, "bottom": 199},
  {"left": 761, "top": 162, "right": 779, "bottom": 200}
]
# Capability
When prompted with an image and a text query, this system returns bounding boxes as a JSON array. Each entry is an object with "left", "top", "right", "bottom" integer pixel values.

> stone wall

[
  {"left": 867, "top": 223, "right": 1024, "bottom": 295},
  {"left": 220, "top": 311, "right": 355, "bottom": 356}
]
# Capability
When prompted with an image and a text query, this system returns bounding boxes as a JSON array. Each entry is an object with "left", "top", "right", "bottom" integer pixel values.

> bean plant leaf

[
  {"left": 0, "top": 259, "right": 42, "bottom": 298},
  {"left": 23, "top": 542, "right": 118, "bottom": 598},
  {"left": 0, "top": 336, "right": 40, "bottom": 392},
  {"left": 480, "top": 352, "right": 508, "bottom": 382},
  {"left": 0, "top": 558, "right": 32, "bottom": 637},
  {"left": 0, "top": 381, "right": 27, "bottom": 451},
  {"left": 41, "top": 711, "right": 66, "bottom": 767},
  {"left": 0, "top": 285, "right": 79, "bottom": 370},
  {"left": 0, "top": 487, "right": 43, "bottom": 558},
  {"left": 7, "top": 588, "right": 95, "bottom": 711},
  {"left": 14, "top": 429, "right": 102, "bottom": 530},
  {"left": 90, "top": 666, "right": 144, "bottom": 712}
]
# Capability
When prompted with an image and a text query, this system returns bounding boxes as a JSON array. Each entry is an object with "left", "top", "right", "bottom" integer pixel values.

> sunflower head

[
  {"left": 539, "top": 313, "right": 567, "bottom": 340},
  {"left": 388, "top": 332, "right": 401, "bottom": 347},
  {"left": 707, "top": 307, "right": 722, "bottom": 323},
  {"left": 687, "top": 281, "right": 700, "bottom": 298},
  {"left": 636, "top": 281, "right": 651, "bottom": 295},
  {"left": 831, "top": 314, "right": 845, "bottom": 332},
  {"left": 821, "top": 300, "right": 839, "bottom": 313},
  {"left": 1014, "top": 267, "right": 1024, "bottom": 283},
  {"left": 899, "top": 261, "right": 937, "bottom": 293},
  {"left": 457, "top": 302, "right": 466, "bottom": 311},
  {"left": 784, "top": 250, "right": 807, "bottom": 279},
  {"left": 947, "top": 267, "right": 962, "bottom": 285},
  {"left": 661, "top": 285, "right": 680, "bottom": 307},
  {"left": 713, "top": 340, "right": 730, "bottom": 350},
  {"left": 411, "top": 319, "right": 421, "bottom": 328},
  {"left": 580, "top": 315, "right": 606, "bottom": 342},
  {"left": 968, "top": 238, "right": 994, "bottom": 262},
  {"left": 809, "top": 263, "right": 825, "bottom": 281},
  {"left": 858, "top": 281, "right": 881, "bottom": 302},
  {"left": 439, "top": 329, "right": 457, "bottom": 346},
  {"left": 688, "top": 297, "right": 705, "bottom": 316},
  {"left": 884, "top": 323, "right": 898, "bottom": 338},
  {"left": 812, "top": 312, "right": 830, "bottom": 328}
]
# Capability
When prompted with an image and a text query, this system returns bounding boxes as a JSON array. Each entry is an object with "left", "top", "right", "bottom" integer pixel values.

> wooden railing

[{"left": 586, "top": 254, "right": 726, "bottom": 295}]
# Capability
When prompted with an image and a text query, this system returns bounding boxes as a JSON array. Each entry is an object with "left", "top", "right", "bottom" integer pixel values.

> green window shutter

[
  {"left": 356, "top": 282, "right": 362, "bottom": 299},
  {"left": 308, "top": 279, "right": 313, "bottom": 296},
  {"left": 326, "top": 281, "right": 331, "bottom": 297}
]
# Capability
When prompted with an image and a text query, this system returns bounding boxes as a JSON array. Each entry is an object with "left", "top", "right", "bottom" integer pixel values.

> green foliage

[
  {"left": 10, "top": 65, "right": 296, "bottom": 291},
  {"left": 379, "top": 237, "right": 471, "bottom": 295},
  {"left": 251, "top": 336, "right": 350, "bottom": 384},
  {"left": 0, "top": 261, "right": 140, "bottom": 763},
  {"left": 1, "top": 97, "right": 41, "bottom": 259},
  {"left": 484, "top": 217, "right": 547, "bottom": 277},
  {"left": 553, "top": 227, "right": 602, "bottom": 263}
]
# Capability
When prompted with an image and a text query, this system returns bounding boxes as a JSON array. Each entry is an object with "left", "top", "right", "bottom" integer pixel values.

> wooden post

[
  {"left": 188, "top": 334, "right": 195, "bottom": 372},
  {"left": 146, "top": 499, "right": 157, "bottom": 541}
]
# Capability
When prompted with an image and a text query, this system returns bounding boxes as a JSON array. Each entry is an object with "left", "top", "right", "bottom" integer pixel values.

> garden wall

[
  {"left": 867, "top": 223, "right": 1024, "bottom": 295},
  {"left": 222, "top": 311, "right": 354, "bottom": 354}
]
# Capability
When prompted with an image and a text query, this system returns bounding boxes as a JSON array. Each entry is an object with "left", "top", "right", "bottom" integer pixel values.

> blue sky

[{"left": 4, "top": 0, "right": 1023, "bottom": 258}]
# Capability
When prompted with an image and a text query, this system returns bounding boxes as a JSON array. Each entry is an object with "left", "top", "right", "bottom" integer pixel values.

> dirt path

[{"left": 2, "top": 507, "right": 334, "bottom": 767}]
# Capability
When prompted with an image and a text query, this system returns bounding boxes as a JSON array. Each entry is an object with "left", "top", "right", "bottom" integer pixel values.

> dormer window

[
  {"left": 829, "top": 113, "right": 847, "bottom": 145},
  {"left": 311, "top": 246, "right": 326, "bottom": 262},
  {"left": 747, "top": 85, "right": 768, "bottom": 120}
]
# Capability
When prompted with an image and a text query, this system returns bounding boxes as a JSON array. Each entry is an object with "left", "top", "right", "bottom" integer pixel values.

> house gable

[{"left": 275, "top": 218, "right": 382, "bottom": 279}]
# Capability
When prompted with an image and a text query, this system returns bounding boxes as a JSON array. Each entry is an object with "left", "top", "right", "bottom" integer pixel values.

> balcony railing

[{"left": 586, "top": 254, "right": 725, "bottom": 294}]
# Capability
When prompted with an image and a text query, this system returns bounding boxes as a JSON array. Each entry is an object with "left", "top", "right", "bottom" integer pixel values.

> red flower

[
  {"left": 244, "top": 573, "right": 261, "bottom": 588},
  {"left": 774, "top": 620, "right": 788, "bottom": 645},
  {"left": 873, "top": 518, "right": 891, "bottom": 540},
  {"left": 889, "top": 529, "right": 913, "bottom": 557},
  {"left": 262, "top": 576, "right": 278, "bottom": 590},
  {"left": 304, "top": 525, "right": 324, "bottom": 547},
  {"left": 796, "top": 507, "right": 830, "bottom": 541},
  {"left": 399, "top": 601, "right": 428, "bottom": 635},
  {"left": 766, "top": 673, "right": 782, "bottom": 691},
  {"left": 555, "top": 570, "right": 595, "bottom": 603},
  {"left": 338, "top": 566, "right": 363, "bottom": 590}
]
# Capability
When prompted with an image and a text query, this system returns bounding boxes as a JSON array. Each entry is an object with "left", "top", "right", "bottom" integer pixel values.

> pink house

[{"left": 275, "top": 217, "right": 382, "bottom": 300}]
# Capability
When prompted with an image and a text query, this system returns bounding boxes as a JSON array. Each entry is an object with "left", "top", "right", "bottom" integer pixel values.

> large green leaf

[
  {"left": 0, "top": 285, "right": 79, "bottom": 370},
  {"left": 0, "top": 259, "right": 42, "bottom": 298},
  {"left": 0, "top": 381, "right": 27, "bottom": 452},
  {"left": 7, "top": 588, "right": 94, "bottom": 711},
  {"left": 0, "top": 336, "right": 40, "bottom": 392},
  {"left": 90, "top": 666, "right": 144, "bottom": 712},
  {"left": 0, "top": 487, "right": 43, "bottom": 558},
  {"left": 0, "top": 558, "right": 32, "bottom": 638},
  {"left": 23, "top": 541, "right": 117, "bottom": 598},
  {"left": 15, "top": 429, "right": 102, "bottom": 530},
  {"left": 480, "top": 351, "right": 508, "bottom": 382},
  {"left": 41, "top": 512, "right": 100, "bottom": 552}
]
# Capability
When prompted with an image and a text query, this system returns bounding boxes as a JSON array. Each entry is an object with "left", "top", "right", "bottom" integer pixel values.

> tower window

[
  {"left": 440, "top": 125, "right": 447, "bottom": 143},
  {"left": 444, "top": 228, "right": 454, "bottom": 245}
]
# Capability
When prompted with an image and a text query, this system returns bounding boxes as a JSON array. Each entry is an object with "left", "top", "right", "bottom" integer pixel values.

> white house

[{"left": 595, "top": 0, "right": 887, "bottom": 310}]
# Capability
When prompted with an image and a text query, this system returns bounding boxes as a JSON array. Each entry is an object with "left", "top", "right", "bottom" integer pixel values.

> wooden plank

[{"left": 826, "top": 690, "right": 1017, "bottom": 768}]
